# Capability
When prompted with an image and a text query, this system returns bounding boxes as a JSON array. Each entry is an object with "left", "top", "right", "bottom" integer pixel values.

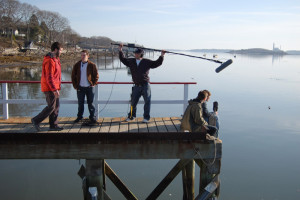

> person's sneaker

[
  {"left": 74, "top": 118, "right": 82, "bottom": 123},
  {"left": 125, "top": 117, "right": 135, "bottom": 122},
  {"left": 89, "top": 119, "right": 97, "bottom": 124},
  {"left": 49, "top": 126, "right": 64, "bottom": 131},
  {"left": 142, "top": 119, "right": 149, "bottom": 123},
  {"left": 31, "top": 118, "right": 41, "bottom": 131}
]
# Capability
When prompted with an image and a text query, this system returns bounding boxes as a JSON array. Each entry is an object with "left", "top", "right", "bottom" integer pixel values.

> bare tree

[
  {"left": 0, "top": 0, "right": 23, "bottom": 44},
  {"left": 36, "top": 10, "right": 51, "bottom": 45},
  {"left": 19, "top": 2, "right": 38, "bottom": 41},
  {"left": 36, "top": 10, "right": 69, "bottom": 45},
  {"left": 0, "top": 0, "right": 114, "bottom": 49},
  {"left": 62, "top": 26, "right": 80, "bottom": 51},
  {"left": 50, "top": 12, "right": 69, "bottom": 42}
]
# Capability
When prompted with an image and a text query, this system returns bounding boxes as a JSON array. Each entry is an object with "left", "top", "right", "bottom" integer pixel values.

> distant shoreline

[
  {"left": 186, "top": 48, "right": 300, "bottom": 55},
  {"left": 0, "top": 51, "right": 108, "bottom": 68}
]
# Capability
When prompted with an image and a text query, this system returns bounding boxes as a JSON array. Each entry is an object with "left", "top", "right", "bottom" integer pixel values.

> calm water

[{"left": 0, "top": 52, "right": 300, "bottom": 199}]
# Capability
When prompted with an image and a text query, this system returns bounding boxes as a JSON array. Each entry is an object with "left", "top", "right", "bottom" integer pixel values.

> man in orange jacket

[{"left": 31, "top": 42, "right": 63, "bottom": 131}]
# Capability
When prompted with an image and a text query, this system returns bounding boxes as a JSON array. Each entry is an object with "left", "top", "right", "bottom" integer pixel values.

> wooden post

[
  {"left": 196, "top": 159, "right": 220, "bottom": 200},
  {"left": 111, "top": 50, "right": 114, "bottom": 68},
  {"left": 97, "top": 49, "right": 99, "bottom": 65},
  {"left": 195, "top": 175, "right": 220, "bottom": 200},
  {"left": 85, "top": 159, "right": 105, "bottom": 200},
  {"left": 2, "top": 83, "right": 9, "bottom": 119},
  {"left": 105, "top": 49, "right": 107, "bottom": 68},
  {"left": 182, "top": 159, "right": 195, "bottom": 200}
]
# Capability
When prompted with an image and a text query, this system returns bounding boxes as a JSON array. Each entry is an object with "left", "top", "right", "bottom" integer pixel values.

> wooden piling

[
  {"left": 85, "top": 159, "right": 105, "bottom": 200},
  {"left": 182, "top": 160, "right": 195, "bottom": 200},
  {"left": 188, "top": 161, "right": 195, "bottom": 199},
  {"left": 195, "top": 175, "right": 220, "bottom": 200},
  {"left": 104, "top": 49, "right": 107, "bottom": 67},
  {"left": 111, "top": 50, "right": 114, "bottom": 67},
  {"left": 196, "top": 159, "right": 220, "bottom": 199}
]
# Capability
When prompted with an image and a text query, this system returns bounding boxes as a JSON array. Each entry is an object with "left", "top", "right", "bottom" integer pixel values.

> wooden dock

[
  {"left": 0, "top": 116, "right": 222, "bottom": 200},
  {"left": 0, "top": 117, "right": 221, "bottom": 159},
  {"left": 0, "top": 117, "right": 182, "bottom": 134}
]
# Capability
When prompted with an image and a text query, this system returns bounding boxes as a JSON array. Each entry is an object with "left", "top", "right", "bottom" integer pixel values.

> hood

[
  {"left": 188, "top": 98, "right": 201, "bottom": 105},
  {"left": 44, "top": 52, "right": 55, "bottom": 60}
]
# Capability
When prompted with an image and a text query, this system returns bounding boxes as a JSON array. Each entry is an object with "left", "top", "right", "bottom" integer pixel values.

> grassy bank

[{"left": 0, "top": 50, "right": 111, "bottom": 67}]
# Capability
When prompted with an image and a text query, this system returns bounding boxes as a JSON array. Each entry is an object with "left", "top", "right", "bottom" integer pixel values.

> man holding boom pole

[{"left": 119, "top": 44, "right": 166, "bottom": 123}]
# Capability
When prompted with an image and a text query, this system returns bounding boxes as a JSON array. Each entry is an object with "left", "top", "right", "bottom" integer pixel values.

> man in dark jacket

[
  {"left": 72, "top": 50, "right": 99, "bottom": 124},
  {"left": 119, "top": 44, "right": 166, "bottom": 123}
]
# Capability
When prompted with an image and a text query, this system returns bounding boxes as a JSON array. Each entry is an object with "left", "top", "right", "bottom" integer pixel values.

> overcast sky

[{"left": 20, "top": 0, "right": 300, "bottom": 50}]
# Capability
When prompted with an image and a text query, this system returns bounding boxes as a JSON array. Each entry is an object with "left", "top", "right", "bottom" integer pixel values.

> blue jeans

[
  {"left": 206, "top": 125, "right": 219, "bottom": 138},
  {"left": 77, "top": 86, "right": 96, "bottom": 120},
  {"left": 128, "top": 83, "right": 151, "bottom": 120},
  {"left": 206, "top": 113, "right": 220, "bottom": 130}
]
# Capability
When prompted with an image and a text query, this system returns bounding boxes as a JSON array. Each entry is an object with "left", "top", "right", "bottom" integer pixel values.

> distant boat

[
  {"left": 213, "top": 54, "right": 217, "bottom": 58},
  {"left": 203, "top": 54, "right": 206, "bottom": 57},
  {"left": 20, "top": 41, "right": 38, "bottom": 52}
]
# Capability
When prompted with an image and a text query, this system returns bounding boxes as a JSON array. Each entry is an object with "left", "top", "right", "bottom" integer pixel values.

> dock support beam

[
  {"left": 195, "top": 159, "right": 221, "bottom": 200},
  {"left": 84, "top": 159, "right": 106, "bottom": 200},
  {"left": 146, "top": 159, "right": 191, "bottom": 200},
  {"left": 105, "top": 162, "right": 137, "bottom": 200},
  {"left": 2, "top": 83, "right": 8, "bottom": 119},
  {"left": 182, "top": 159, "right": 195, "bottom": 200}
]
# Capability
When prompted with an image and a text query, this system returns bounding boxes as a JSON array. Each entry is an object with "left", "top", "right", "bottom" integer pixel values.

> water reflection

[
  {"left": 229, "top": 52, "right": 285, "bottom": 65},
  {"left": 1, "top": 52, "right": 300, "bottom": 199}
]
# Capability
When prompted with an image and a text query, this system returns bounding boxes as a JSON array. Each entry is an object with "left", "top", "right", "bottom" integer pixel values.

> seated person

[
  {"left": 202, "top": 90, "right": 220, "bottom": 130},
  {"left": 180, "top": 91, "right": 218, "bottom": 138}
]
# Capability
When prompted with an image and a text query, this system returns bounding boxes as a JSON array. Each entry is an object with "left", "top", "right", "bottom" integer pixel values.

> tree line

[{"left": 0, "top": 0, "right": 113, "bottom": 49}]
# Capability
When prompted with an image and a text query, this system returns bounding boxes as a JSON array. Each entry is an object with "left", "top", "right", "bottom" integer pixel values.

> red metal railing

[
  {"left": 0, "top": 80, "right": 196, "bottom": 84},
  {"left": 0, "top": 81, "right": 196, "bottom": 119}
]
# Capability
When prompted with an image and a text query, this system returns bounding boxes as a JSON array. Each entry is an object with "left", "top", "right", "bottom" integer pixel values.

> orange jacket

[{"left": 41, "top": 53, "right": 61, "bottom": 92}]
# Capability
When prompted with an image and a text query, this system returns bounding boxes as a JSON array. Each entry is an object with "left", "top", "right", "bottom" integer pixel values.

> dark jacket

[
  {"left": 71, "top": 60, "right": 99, "bottom": 89},
  {"left": 41, "top": 52, "right": 61, "bottom": 92},
  {"left": 119, "top": 51, "right": 164, "bottom": 85},
  {"left": 180, "top": 99, "right": 208, "bottom": 132}
]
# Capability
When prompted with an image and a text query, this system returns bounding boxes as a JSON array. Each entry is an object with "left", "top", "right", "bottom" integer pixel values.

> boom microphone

[
  {"left": 111, "top": 42, "right": 223, "bottom": 64},
  {"left": 112, "top": 42, "right": 233, "bottom": 73},
  {"left": 215, "top": 59, "right": 233, "bottom": 73}
]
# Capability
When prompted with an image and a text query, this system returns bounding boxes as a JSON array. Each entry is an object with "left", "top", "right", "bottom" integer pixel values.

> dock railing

[{"left": 0, "top": 80, "right": 196, "bottom": 119}]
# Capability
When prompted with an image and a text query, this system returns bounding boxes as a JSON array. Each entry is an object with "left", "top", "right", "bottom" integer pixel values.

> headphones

[{"left": 134, "top": 48, "right": 144, "bottom": 57}]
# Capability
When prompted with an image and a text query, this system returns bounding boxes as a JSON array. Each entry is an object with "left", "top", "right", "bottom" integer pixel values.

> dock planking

[
  {"left": 154, "top": 117, "right": 168, "bottom": 132},
  {"left": 0, "top": 116, "right": 222, "bottom": 160},
  {"left": 0, "top": 117, "right": 186, "bottom": 133},
  {"left": 147, "top": 118, "right": 159, "bottom": 132}
]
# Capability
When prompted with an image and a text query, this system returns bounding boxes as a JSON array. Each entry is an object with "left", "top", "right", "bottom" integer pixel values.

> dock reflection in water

[{"left": 1, "top": 52, "right": 300, "bottom": 199}]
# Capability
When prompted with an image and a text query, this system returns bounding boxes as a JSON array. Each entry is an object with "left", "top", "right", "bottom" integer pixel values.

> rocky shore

[{"left": 0, "top": 48, "right": 112, "bottom": 67}]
